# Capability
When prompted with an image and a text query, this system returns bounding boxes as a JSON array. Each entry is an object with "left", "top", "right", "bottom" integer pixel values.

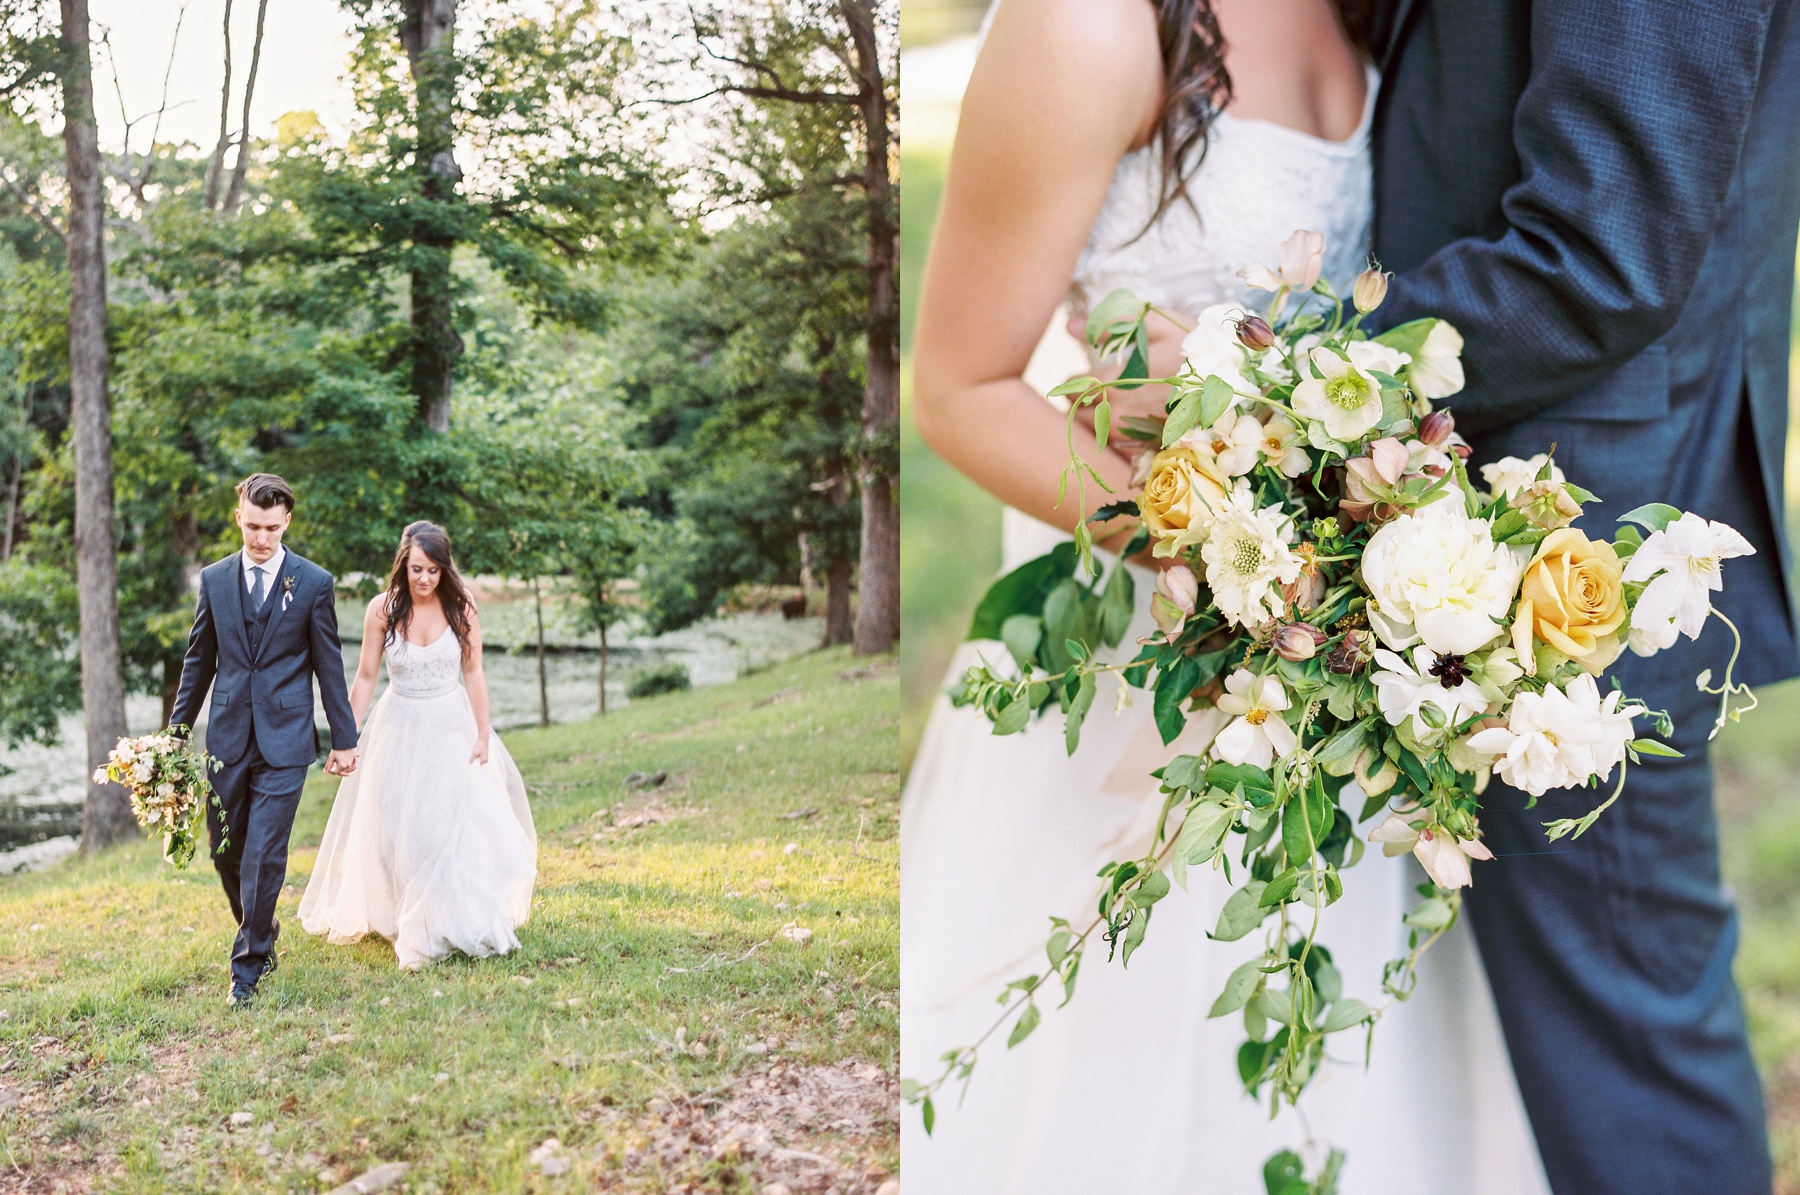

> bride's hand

[
  {"left": 1069, "top": 306, "right": 1195, "bottom": 455},
  {"left": 470, "top": 736, "right": 490, "bottom": 766}
]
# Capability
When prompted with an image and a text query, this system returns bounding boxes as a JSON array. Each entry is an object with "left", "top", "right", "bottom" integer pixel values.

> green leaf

[
  {"left": 1093, "top": 399, "right": 1111, "bottom": 448},
  {"left": 1630, "top": 737, "right": 1684, "bottom": 758},
  {"left": 1282, "top": 796, "right": 1318, "bottom": 867},
  {"left": 1204, "top": 761, "right": 1276, "bottom": 800},
  {"left": 1007, "top": 1001, "right": 1042, "bottom": 1048},
  {"left": 1259, "top": 867, "right": 1300, "bottom": 907},
  {"left": 1097, "top": 558, "right": 1135, "bottom": 647},
  {"left": 1619, "top": 502, "right": 1682, "bottom": 533},
  {"left": 1403, "top": 896, "right": 1453, "bottom": 932},
  {"left": 1083, "top": 287, "right": 1143, "bottom": 343},
  {"left": 992, "top": 694, "right": 1031, "bottom": 736},
  {"left": 1046, "top": 375, "right": 1099, "bottom": 398},
  {"left": 1153, "top": 654, "right": 1203, "bottom": 745},
  {"left": 1372, "top": 317, "right": 1437, "bottom": 358},
  {"left": 1208, "top": 958, "right": 1264, "bottom": 1018},
  {"left": 1046, "top": 930, "right": 1072, "bottom": 968},
  {"left": 968, "top": 544, "right": 1078, "bottom": 640},
  {"left": 1177, "top": 796, "right": 1235, "bottom": 868},
  {"left": 1322, "top": 997, "right": 1373, "bottom": 1033},
  {"left": 1198, "top": 374, "right": 1235, "bottom": 429},
  {"left": 1000, "top": 614, "right": 1042, "bottom": 671},
  {"left": 1263, "top": 1150, "right": 1305, "bottom": 1195},
  {"left": 922, "top": 1094, "right": 935, "bottom": 1135},
  {"left": 1212, "top": 880, "right": 1271, "bottom": 941},
  {"left": 1161, "top": 386, "right": 1204, "bottom": 447},
  {"left": 1063, "top": 669, "right": 1098, "bottom": 755}
]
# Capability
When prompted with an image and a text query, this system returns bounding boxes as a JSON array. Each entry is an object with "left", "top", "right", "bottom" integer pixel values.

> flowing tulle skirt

[{"left": 299, "top": 684, "right": 537, "bottom": 969}]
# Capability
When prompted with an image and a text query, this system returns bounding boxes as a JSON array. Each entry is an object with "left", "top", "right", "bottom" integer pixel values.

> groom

[
  {"left": 169, "top": 473, "right": 360, "bottom": 1006},
  {"left": 1370, "top": 1, "right": 1800, "bottom": 1191}
]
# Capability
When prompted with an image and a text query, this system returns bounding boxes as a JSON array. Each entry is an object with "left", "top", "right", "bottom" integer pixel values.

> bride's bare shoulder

[{"left": 966, "top": 0, "right": 1162, "bottom": 148}]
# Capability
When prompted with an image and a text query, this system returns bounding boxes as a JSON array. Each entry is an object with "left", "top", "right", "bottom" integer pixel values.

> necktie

[{"left": 251, "top": 565, "right": 267, "bottom": 612}]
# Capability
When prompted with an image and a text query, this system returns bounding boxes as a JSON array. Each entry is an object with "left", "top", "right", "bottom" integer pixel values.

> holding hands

[{"left": 325, "top": 749, "right": 359, "bottom": 777}]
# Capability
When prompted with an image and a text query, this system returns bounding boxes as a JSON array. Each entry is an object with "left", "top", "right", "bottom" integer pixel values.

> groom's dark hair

[{"left": 237, "top": 473, "right": 295, "bottom": 513}]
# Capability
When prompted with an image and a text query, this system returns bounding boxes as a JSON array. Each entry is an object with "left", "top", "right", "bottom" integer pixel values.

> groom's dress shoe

[
  {"left": 227, "top": 983, "right": 256, "bottom": 1008},
  {"left": 260, "top": 950, "right": 279, "bottom": 982}
]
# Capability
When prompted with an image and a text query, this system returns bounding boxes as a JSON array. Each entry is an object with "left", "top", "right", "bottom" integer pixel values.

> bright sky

[{"left": 88, "top": 0, "right": 357, "bottom": 154}]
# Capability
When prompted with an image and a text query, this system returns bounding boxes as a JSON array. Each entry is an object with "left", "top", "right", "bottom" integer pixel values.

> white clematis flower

[
  {"left": 1256, "top": 417, "right": 1312, "bottom": 478},
  {"left": 1465, "top": 673, "right": 1643, "bottom": 797},
  {"left": 1620, "top": 512, "right": 1755, "bottom": 645},
  {"left": 1371, "top": 647, "right": 1490, "bottom": 739},
  {"left": 1368, "top": 809, "right": 1494, "bottom": 889},
  {"left": 1179, "top": 407, "right": 1265, "bottom": 476},
  {"left": 1360, "top": 499, "right": 1527, "bottom": 656},
  {"left": 1479, "top": 454, "right": 1565, "bottom": 501},
  {"left": 1213, "top": 670, "right": 1297, "bottom": 769},
  {"left": 1179, "top": 303, "right": 1259, "bottom": 396},
  {"left": 1198, "top": 493, "right": 1305, "bottom": 628},
  {"left": 1292, "top": 347, "right": 1386, "bottom": 443},
  {"left": 1409, "top": 320, "right": 1466, "bottom": 399}
]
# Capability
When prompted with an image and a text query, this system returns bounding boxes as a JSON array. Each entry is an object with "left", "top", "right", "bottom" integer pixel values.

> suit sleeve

[
  {"left": 1375, "top": 0, "right": 1777, "bottom": 434},
  {"left": 168, "top": 574, "right": 218, "bottom": 736},
  {"left": 310, "top": 573, "right": 360, "bottom": 751}
]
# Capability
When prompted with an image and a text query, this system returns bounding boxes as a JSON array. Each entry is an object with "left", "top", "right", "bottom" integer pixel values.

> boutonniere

[{"left": 280, "top": 574, "right": 297, "bottom": 611}]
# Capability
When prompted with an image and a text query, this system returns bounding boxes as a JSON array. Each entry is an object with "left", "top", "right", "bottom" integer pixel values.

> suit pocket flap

[
  {"left": 278, "top": 692, "right": 314, "bottom": 710},
  {"left": 1546, "top": 344, "right": 1669, "bottom": 423},
  {"left": 212, "top": 690, "right": 232, "bottom": 707}
]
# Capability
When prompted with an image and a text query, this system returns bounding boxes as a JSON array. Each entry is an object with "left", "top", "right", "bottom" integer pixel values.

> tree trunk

[
  {"left": 843, "top": 0, "right": 898, "bottom": 655},
  {"left": 400, "top": 0, "right": 462, "bottom": 432},
  {"left": 797, "top": 530, "right": 813, "bottom": 598},
  {"left": 163, "top": 508, "right": 201, "bottom": 728},
  {"left": 60, "top": 0, "right": 133, "bottom": 851},
  {"left": 533, "top": 577, "right": 549, "bottom": 729},
  {"left": 203, "top": 0, "right": 234, "bottom": 210},
  {"left": 221, "top": 0, "right": 269, "bottom": 216},
  {"left": 1, "top": 454, "right": 20, "bottom": 562},
  {"left": 825, "top": 554, "right": 853, "bottom": 648},
  {"left": 598, "top": 614, "right": 608, "bottom": 716}
]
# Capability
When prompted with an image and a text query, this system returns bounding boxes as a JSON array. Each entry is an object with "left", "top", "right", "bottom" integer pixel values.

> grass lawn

[{"left": 0, "top": 647, "right": 898, "bottom": 1194}]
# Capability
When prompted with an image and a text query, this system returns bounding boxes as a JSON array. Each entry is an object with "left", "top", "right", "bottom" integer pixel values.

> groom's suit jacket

[
  {"left": 1370, "top": 0, "right": 1800, "bottom": 689},
  {"left": 169, "top": 550, "right": 359, "bottom": 769}
]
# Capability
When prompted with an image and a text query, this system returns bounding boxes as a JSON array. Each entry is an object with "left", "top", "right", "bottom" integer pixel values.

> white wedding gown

[
  {"left": 299, "top": 627, "right": 537, "bottom": 969},
  {"left": 900, "top": 58, "right": 1554, "bottom": 1195}
]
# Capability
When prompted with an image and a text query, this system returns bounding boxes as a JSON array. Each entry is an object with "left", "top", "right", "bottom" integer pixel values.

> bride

[
  {"left": 299, "top": 521, "right": 537, "bottom": 969},
  {"left": 903, "top": 0, "right": 1551, "bottom": 1191}
]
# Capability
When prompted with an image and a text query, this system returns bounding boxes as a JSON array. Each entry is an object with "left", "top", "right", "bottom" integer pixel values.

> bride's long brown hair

[
  {"left": 382, "top": 521, "right": 475, "bottom": 654},
  {"left": 1146, "top": 0, "right": 1374, "bottom": 229}
]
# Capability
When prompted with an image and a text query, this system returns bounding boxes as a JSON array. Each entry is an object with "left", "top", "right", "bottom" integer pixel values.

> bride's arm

[
  {"left": 462, "top": 611, "right": 493, "bottom": 765},
  {"left": 912, "top": 0, "right": 1167, "bottom": 557},
  {"left": 348, "top": 598, "right": 385, "bottom": 726}
]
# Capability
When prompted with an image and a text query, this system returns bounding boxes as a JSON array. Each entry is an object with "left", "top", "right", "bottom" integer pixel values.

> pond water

[{"left": 0, "top": 610, "right": 825, "bottom": 871}]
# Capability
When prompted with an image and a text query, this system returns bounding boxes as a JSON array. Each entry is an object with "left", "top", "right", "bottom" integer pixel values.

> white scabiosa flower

[
  {"left": 1620, "top": 512, "right": 1755, "bottom": 647},
  {"left": 1198, "top": 494, "right": 1304, "bottom": 628},
  {"left": 1465, "top": 673, "right": 1642, "bottom": 797},
  {"left": 1479, "top": 454, "right": 1564, "bottom": 501},
  {"left": 1213, "top": 670, "right": 1297, "bottom": 769},
  {"left": 1360, "top": 500, "right": 1527, "bottom": 656},
  {"left": 1292, "top": 347, "right": 1386, "bottom": 443},
  {"left": 1370, "top": 647, "right": 1490, "bottom": 739}
]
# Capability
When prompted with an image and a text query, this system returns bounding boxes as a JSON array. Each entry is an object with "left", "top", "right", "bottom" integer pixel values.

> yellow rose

[
  {"left": 1510, "top": 529, "right": 1626, "bottom": 675},
  {"left": 1138, "top": 446, "right": 1230, "bottom": 548}
]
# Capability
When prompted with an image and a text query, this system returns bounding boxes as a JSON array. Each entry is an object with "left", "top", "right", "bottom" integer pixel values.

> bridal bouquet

[
  {"left": 93, "top": 730, "right": 224, "bottom": 869},
  {"left": 901, "top": 232, "right": 1757, "bottom": 1190}
]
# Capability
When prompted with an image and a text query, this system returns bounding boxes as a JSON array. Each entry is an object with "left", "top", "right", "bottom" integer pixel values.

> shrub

[{"left": 628, "top": 662, "right": 692, "bottom": 699}]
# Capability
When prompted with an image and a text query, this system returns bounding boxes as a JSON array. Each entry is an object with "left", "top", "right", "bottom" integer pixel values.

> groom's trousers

[
  {"left": 1464, "top": 398, "right": 1794, "bottom": 1195},
  {"left": 207, "top": 736, "right": 308, "bottom": 991}
]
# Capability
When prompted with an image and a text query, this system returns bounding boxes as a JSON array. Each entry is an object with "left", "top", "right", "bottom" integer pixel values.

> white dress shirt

[{"left": 241, "top": 545, "right": 287, "bottom": 608}]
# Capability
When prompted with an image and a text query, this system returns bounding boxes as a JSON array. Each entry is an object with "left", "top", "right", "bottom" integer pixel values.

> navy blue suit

[
  {"left": 170, "top": 549, "right": 358, "bottom": 990},
  {"left": 1370, "top": 1, "right": 1800, "bottom": 1191}
]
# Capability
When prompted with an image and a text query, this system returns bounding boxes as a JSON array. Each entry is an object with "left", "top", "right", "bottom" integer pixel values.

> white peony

[
  {"left": 1179, "top": 304, "right": 1258, "bottom": 395},
  {"left": 1213, "top": 670, "right": 1297, "bottom": 769},
  {"left": 1409, "top": 320, "right": 1466, "bottom": 399},
  {"left": 1620, "top": 512, "right": 1755, "bottom": 645},
  {"left": 1479, "top": 454, "right": 1564, "bottom": 501},
  {"left": 1199, "top": 493, "right": 1304, "bottom": 628},
  {"left": 1360, "top": 500, "right": 1527, "bottom": 656},
  {"left": 1292, "top": 347, "right": 1385, "bottom": 443},
  {"left": 1465, "top": 673, "right": 1642, "bottom": 797},
  {"left": 1371, "top": 647, "right": 1490, "bottom": 739}
]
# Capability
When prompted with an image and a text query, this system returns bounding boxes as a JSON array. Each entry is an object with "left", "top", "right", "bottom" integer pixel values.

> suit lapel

[
  {"left": 254, "top": 553, "right": 303, "bottom": 665},
  {"left": 219, "top": 551, "right": 252, "bottom": 663}
]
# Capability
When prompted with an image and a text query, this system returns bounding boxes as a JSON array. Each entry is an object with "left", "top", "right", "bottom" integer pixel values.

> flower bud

[
  {"left": 1352, "top": 268, "right": 1389, "bottom": 314},
  {"left": 1234, "top": 314, "right": 1275, "bottom": 353},
  {"left": 1281, "top": 569, "right": 1327, "bottom": 614},
  {"left": 1157, "top": 563, "right": 1199, "bottom": 614},
  {"left": 1418, "top": 409, "right": 1455, "bottom": 448},
  {"left": 1326, "top": 627, "right": 1374, "bottom": 674},
  {"left": 1518, "top": 479, "right": 1582, "bottom": 530},
  {"left": 1272, "top": 623, "right": 1329, "bottom": 661}
]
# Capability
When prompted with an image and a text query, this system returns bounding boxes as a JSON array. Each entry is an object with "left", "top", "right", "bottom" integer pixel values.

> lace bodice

[
  {"left": 1069, "top": 65, "right": 1378, "bottom": 322},
  {"left": 385, "top": 628, "right": 464, "bottom": 698}
]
